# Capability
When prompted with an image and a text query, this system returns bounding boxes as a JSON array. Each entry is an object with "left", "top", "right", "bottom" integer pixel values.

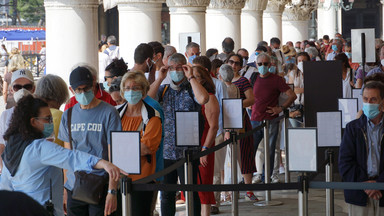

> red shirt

[
  {"left": 251, "top": 73, "right": 290, "bottom": 121},
  {"left": 64, "top": 84, "right": 116, "bottom": 110}
]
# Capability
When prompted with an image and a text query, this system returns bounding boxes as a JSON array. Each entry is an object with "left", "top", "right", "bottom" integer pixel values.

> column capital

[
  {"left": 243, "top": 0, "right": 268, "bottom": 11},
  {"left": 283, "top": 0, "right": 318, "bottom": 21},
  {"left": 166, "top": 0, "right": 210, "bottom": 7},
  {"left": 117, "top": 0, "right": 164, "bottom": 4},
  {"left": 44, "top": 0, "right": 99, "bottom": 8},
  {"left": 208, "top": 0, "right": 246, "bottom": 10},
  {"left": 265, "top": 0, "right": 291, "bottom": 13}
]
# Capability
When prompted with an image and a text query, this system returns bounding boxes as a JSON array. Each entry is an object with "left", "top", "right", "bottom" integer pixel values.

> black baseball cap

[{"left": 70, "top": 67, "right": 94, "bottom": 90}]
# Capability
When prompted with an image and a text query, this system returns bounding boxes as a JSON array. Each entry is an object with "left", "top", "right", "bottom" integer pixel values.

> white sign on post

[
  {"left": 222, "top": 99, "right": 243, "bottom": 129},
  {"left": 288, "top": 128, "right": 317, "bottom": 172},
  {"left": 352, "top": 89, "right": 363, "bottom": 111},
  {"left": 338, "top": 98, "right": 358, "bottom": 128},
  {"left": 179, "top": 32, "right": 201, "bottom": 58},
  {"left": 175, "top": 111, "right": 200, "bottom": 147},
  {"left": 317, "top": 112, "right": 342, "bottom": 147},
  {"left": 351, "top": 28, "right": 375, "bottom": 63},
  {"left": 111, "top": 131, "right": 141, "bottom": 175}
]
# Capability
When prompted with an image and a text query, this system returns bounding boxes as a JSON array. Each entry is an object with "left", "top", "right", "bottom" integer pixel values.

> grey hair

[
  {"left": 163, "top": 45, "right": 176, "bottom": 59},
  {"left": 71, "top": 63, "right": 98, "bottom": 79},
  {"left": 168, "top": 53, "right": 187, "bottom": 65},
  {"left": 256, "top": 52, "right": 271, "bottom": 63},
  {"left": 107, "top": 35, "right": 117, "bottom": 45},
  {"left": 35, "top": 74, "right": 69, "bottom": 105},
  {"left": 219, "top": 64, "right": 234, "bottom": 82},
  {"left": 186, "top": 42, "right": 200, "bottom": 51},
  {"left": 305, "top": 47, "right": 318, "bottom": 58}
]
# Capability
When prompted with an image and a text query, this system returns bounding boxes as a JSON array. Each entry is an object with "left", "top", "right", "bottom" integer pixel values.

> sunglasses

[
  {"left": 13, "top": 84, "right": 33, "bottom": 91},
  {"left": 257, "top": 62, "right": 269, "bottom": 66},
  {"left": 228, "top": 60, "right": 241, "bottom": 66}
]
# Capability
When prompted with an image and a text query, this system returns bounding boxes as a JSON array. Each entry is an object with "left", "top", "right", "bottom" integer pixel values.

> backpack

[{"left": 159, "top": 84, "right": 205, "bottom": 145}]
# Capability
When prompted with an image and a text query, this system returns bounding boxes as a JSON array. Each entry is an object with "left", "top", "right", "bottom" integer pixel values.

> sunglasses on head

[
  {"left": 228, "top": 60, "right": 241, "bottom": 66},
  {"left": 13, "top": 84, "right": 33, "bottom": 91},
  {"left": 257, "top": 62, "right": 269, "bottom": 66}
]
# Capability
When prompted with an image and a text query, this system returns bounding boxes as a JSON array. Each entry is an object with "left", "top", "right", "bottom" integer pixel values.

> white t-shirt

[
  {"left": 343, "top": 71, "right": 352, "bottom": 98},
  {"left": 0, "top": 107, "right": 15, "bottom": 145},
  {"left": 289, "top": 70, "right": 304, "bottom": 105}
]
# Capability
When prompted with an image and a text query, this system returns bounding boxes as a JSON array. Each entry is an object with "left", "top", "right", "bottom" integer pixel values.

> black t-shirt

[{"left": 0, "top": 190, "right": 50, "bottom": 216}]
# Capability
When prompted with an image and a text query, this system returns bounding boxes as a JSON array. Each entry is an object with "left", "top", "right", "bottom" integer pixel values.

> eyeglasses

[
  {"left": 228, "top": 60, "right": 241, "bottom": 66},
  {"left": 13, "top": 84, "right": 33, "bottom": 91},
  {"left": 104, "top": 75, "right": 115, "bottom": 80},
  {"left": 34, "top": 116, "right": 53, "bottom": 124},
  {"left": 257, "top": 62, "right": 269, "bottom": 66},
  {"left": 74, "top": 86, "right": 92, "bottom": 94},
  {"left": 124, "top": 86, "right": 142, "bottom": 91}
]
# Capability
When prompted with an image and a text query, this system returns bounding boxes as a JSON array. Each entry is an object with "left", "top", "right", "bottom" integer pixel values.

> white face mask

[
  {"left": 297, "top": 61, "right": 304, "bottom": 72},
  {"left": 13, "top": 88, "right": 31, "bottom": 103},
  {"left": 381, "top": 59, "right": 384, "bottom": 67}
]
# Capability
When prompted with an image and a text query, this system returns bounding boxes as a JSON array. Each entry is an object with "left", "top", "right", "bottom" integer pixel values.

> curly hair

[{"left": 4, "top": 95, "right": 47, "bottom": 141}]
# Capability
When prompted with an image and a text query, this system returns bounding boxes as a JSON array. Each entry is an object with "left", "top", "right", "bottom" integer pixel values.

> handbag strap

[{"left": 67, "top": 107, "right": 73, "bottom": 150}]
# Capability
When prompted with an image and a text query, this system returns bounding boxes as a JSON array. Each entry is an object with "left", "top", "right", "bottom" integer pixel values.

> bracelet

[
  {"left": 188, "top": 76, "right": 196, "bottom": 82},
  {"left": 202, "top": 146, "right": 209, "bottom": 150}
]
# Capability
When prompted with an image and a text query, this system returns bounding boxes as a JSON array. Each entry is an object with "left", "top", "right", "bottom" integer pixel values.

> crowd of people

[{"left": 0, "top": 32, "right": 383, "bottom": 216}]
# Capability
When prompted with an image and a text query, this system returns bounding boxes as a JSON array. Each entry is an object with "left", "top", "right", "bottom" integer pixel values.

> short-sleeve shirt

[
  {"left": 232, "top": 76, "right": 252, "bottom": 100},
  {"left": 0, "top": 107, "right": 14, "bottom": 145},
  {"left": 251, "top": 73, "right": 290, "bottom": 121},
  {"left": 58, "top": 101, "right": 122, "bottom": 190},
  {"left": 158, "top": 81, "right": 200, "bottom": 160}
]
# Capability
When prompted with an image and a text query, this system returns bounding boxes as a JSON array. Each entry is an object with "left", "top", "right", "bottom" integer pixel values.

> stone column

[
  {"left": 282, "top": 1, "right": 318, "bottom": 43},
  {"left": 317, "top": 0, "right": 337, "bottom": 39},
  {"left": 166, "top": 0, "right": 210, "bottom": 55},
  {"left": 206, "top": 0, "right": 246, "bottom": 52},
  {"left": 241, "top": 0, "right": 268, "bottom": 52},
  {"left": 118, "top": 0, "right": 164, "bottom": 66},
  {"left": 44, "top": 0, "right": 99, "bottom": 84},
  {"left": 263, "top": 0, "right": 290, "bottom": 42}
]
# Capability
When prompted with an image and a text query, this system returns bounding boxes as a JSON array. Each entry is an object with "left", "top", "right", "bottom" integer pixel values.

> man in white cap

[{"left": 0, "top": 69, "right": 35, "bottom": 173}]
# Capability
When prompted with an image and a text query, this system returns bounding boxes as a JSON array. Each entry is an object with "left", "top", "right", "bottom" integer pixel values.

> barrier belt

[
  {"left": 132, "top": 182, "right": 300, "bottom": 192},
  {"left": 134, "top": 158, "right": 186, "bottom": 184},
  {"left": 310, "top": 181, "right": 384, "bottom": 190},
  {"left": 133, "top": 114, "right": 286, "bottom": 184}
]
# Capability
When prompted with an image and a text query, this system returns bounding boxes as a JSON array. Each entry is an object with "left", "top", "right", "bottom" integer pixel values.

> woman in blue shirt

[{"left": 0, "top": 95, "right": 125, "bottom": 216}]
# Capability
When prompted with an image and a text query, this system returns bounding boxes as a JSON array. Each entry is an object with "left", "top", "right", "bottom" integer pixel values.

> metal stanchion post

[
  {"left": 230, "top": 130, "right": 239, "bottom": 216},
  {"left": 255, "top": 120, "right": 283, "bottom": 207},
  {"left": 184, "top": 150, "right": 194, "bottom": 216},
  {"left": 326, "top": 150, "right": 334, "bottom": 216},
  {"left": 121, "top": 176, "right": 132, "bottom": 216},
  {"left": 283, "top": 109, "right": 290, "bottom": 183},
  {"left": 298, "top": 174, "right": 308, "bottom": 216}
]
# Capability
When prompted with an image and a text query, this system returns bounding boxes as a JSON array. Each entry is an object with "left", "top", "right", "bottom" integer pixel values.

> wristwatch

[{"left": 108, "top": 189, "right": 117, "bottom": 195}]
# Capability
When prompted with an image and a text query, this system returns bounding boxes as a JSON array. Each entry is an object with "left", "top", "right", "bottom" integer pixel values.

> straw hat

[{"left": 284, "top": 47, "right": 297, "bottom": 57}]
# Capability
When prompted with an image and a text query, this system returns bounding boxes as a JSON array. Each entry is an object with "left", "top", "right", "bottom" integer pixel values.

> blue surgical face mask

[
  {"left": 332, "top": 45, "right": 338, "bottom": 52},
  {"left": 103, "top": 81, "right": 110, "bottom": 92},
  {"left": 258, "top": 65, "right": 269, "bottom": 76},
  {"left": 188, "top": 55, "right": 197, "bottom": 64},
  {"left": 124, "top": 90, "right": 142, "bottom": 105},
  {"left": 42, "top": 123, "right": 54, "bottom": 138},
  {"left": 269, "top": 66, "right": 276, "bottom": 74},
  {"left": 345, "top": 52, "right": 351, "bottom": 59},
  {"left": 170, "top": 70, "right": 185, "bottom": 83},
  {"left": 255, "top": 52, "right": 260, "bottom": 56},
  {"left": 362, "top": 103, "right": 381, "bottom": 120},
  {"left": 75, "top": 89, "right": 94, "bottom": 106}
]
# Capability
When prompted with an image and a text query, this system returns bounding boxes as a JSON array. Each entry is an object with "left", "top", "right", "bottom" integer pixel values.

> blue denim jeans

[{"left": 251, "top": 120, "right": 279, "bottom": 176}]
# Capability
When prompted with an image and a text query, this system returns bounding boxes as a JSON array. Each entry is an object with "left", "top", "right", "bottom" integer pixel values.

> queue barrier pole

[
  {"left": 230, "top": 130, "right": 239, "bottom": 216},
  {"left": 325, "top": 150, "right": 334, "bottom": 216},
  {"left": 283, "top": 109, "right": 290, "bottom": 183},
  {"left": 184, "top": 150, "right": 194, "bottom": 216},
  {"left": 121, "top": 176, "right": 132, "bottom": 216},
  {"left": 298, "top": 174, "right": 309, "bottom": 216},
  {"left": 254, "top": 120, "right": 283, "bottom": 207}
]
